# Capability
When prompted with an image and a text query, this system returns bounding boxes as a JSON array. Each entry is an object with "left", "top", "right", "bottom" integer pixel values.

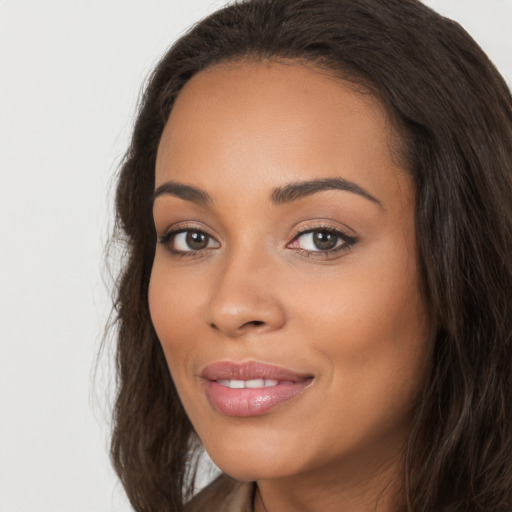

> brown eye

[
  {"left": 161, "top": 229, "right": 220, "bottom": 253},
  {"left": 185, "top": 231, "right": 210, "bottom": 250},
  {"left": 311, "top": 231, "right": 339, "bottom": 251},
  {"left": 294, "top": 230, "right": 343, "bottom": 252},
  {"left": 287, "top": 227, "right": 357, "bottom": 257}
]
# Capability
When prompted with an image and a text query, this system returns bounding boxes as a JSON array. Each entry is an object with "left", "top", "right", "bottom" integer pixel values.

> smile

[
  {"left": 201, "top": 361, "right": 314, "bottom": 417},
  {"left": 217, "top": 379, "right": 282, "bottom": 388}
]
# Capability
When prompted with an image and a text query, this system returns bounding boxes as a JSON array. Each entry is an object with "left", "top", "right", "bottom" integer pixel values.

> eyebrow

[
  {"left": 271, "top": 177, "right": 383, "bottom": 208},
  {"left": 153, "top": 181, "right": 213, "bottom": 207},
  {"left": 153, "top": 176, "right": 383, "bottom": 209}
]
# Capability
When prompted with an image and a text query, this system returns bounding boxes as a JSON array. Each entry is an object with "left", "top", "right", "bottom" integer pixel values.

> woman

[{"left": 109, "top": 0, "right": 512, "bottom": 510}]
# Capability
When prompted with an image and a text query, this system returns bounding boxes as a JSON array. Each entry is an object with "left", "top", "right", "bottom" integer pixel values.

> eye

[
  {"left": 159, "top": 228, "right": 220, "bottom": 255},
  {"left": 174, "top": 231, "right": 216, "bottom": 251},
  {"left": 295, "top": 231, "right": 341, "bottom": 251},
  {"left": 288, "top": 227, "right": 356, "bottom": 256}
]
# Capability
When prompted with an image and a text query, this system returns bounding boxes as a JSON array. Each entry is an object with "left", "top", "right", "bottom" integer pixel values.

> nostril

[
  {"left": 243, "top": 320, "right": 265, "bottom": 328},
  {"left": 208, "top": 319, "right": 265, "bottom": 332}
]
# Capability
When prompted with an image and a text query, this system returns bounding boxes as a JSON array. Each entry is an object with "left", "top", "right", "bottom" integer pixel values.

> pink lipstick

[{"left": 201, "top": 361, "right": 313, "bottom": 417}]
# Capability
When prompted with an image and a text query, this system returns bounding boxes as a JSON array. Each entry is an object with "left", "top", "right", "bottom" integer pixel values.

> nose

[{"left": 205, "top": 251, "right": 287, "bottom": 338}]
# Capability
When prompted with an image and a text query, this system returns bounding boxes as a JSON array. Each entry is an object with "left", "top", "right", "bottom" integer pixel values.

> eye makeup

[
  {"left": 287, "top": 224, "right": 357, "bottom": 260},
  {"left": 157, "top": 219, "right": 358, "bottom": 261}
]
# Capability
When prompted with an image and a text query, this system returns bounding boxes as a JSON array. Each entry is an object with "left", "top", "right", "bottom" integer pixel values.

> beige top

[{"left": 185, "top": 474, "right": 254, "bottom": 512}]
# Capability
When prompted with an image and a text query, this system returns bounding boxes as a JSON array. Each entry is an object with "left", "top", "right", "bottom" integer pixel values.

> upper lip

[{"left": 200, "top": 361, "right": 313, "bottom": 382}]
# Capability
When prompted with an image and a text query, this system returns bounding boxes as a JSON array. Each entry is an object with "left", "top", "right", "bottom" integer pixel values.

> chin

[
  {"left": 201, "top": 432, "right": 306, "bottom": 482},
  {"left": 210, "top": 457, "right": 296, "bottom": 483}
]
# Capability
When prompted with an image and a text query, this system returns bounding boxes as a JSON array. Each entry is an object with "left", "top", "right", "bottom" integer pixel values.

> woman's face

[{"left": 149, "top": 60, "right": 430, "bottom": 483}]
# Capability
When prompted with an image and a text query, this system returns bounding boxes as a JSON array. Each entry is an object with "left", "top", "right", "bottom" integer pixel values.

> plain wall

[{"left": 0, "top": 1, "right": 510, "bottom": 511}]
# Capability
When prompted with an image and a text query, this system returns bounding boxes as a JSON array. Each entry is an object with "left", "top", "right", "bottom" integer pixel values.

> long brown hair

[{"left": 109, "top": 0, "right": 512, "bottom": 510}]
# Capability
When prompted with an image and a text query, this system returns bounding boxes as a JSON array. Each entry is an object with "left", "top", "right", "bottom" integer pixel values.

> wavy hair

[{"left": 109, "top": 0, "right": 512, "bottom": 510}]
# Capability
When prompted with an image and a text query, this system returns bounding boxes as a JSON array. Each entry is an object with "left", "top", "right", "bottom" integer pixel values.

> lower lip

[{"left": 204, "top": 379, "right": 312, "bottom": 417}]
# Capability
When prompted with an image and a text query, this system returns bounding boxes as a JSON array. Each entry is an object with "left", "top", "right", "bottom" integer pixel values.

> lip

[{"left": 201, "top": 361, "right": 314, "bottom": 417}]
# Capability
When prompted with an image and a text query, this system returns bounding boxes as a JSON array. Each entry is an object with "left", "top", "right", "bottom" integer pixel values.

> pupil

[
  {"left": 186, "top": 231, "right": 208, "bottom": 250},
  {"left": 313, "top": 231, "right": 337, "bottom": 250}
]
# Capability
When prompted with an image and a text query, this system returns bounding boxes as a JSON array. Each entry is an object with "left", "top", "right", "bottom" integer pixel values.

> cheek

[
  {"left": 148, "top": 261, "right": 204, "bottom": 372},
  {"left": 293, "top": 239, "right": 430, "bottom": 433},
  {"left": 315, "top": 265, "right": 427, "bottom": 358}
]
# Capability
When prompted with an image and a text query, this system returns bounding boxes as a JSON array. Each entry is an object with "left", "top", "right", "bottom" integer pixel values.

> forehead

[{"left": 155, "top": 59, "right": 411, "bottom": 205}]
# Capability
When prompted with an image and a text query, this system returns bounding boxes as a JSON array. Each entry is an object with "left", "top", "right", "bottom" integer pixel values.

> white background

[{"left": 0, "top": 1, "right": 510, "bottom": 511}]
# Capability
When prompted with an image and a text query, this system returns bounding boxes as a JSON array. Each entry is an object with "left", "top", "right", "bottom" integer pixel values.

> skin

[{"left": 149, "top": 60, "right": 431, "bottom": 512}]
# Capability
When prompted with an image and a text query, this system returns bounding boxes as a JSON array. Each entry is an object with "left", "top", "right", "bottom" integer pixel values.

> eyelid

[
  {"left": 286, "top": 221, "right": 358, "bottom": 258},
  {"left": 157, "top": 221, "right": 219, "bottom": 240},
  {"left": 290, "top": 220, "right": 356, "bottom": 240},
  {"left": 172, "top": 231, "right": 220, "bottom": 251},
  {"left": 157, "top": 222, "right": 221, "bottom": 257},
  {"left": 156, "top": 220, "right": 357, "bottom": 260}
]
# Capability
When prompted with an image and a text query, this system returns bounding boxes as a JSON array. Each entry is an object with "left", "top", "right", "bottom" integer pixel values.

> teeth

[
  {"left": 217, "top": 379, "right": 280, "bottom": 389},
  {"left": 245, "top": 379, "right": 265, "bottom": 388}
]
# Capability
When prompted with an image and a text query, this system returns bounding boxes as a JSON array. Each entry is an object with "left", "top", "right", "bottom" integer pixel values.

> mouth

[
  {"left": 216, "top": 378, "right": 291, "bottom": 388},
  {"left": 200, "top": 361, "right": 314, "bottom": 417}
]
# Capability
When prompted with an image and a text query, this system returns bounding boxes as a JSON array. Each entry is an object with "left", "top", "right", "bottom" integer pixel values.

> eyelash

[
  {"left": 158, "top": 224, "right": 357, "bottom": 260},
  {"left": 158, "top": 226, "right": 217, "bottom": 260},
  {"left": 289, "top": 225, "right": 357, "bottom": 258}
]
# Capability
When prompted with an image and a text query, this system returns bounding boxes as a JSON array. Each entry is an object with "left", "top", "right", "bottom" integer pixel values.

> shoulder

[{"left": 184, "top": 474, "right": 254, "bottom": 512}]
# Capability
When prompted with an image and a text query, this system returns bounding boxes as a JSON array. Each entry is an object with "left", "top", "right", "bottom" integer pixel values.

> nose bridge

[{"left": 206, "top": 241, "right": 286, "bottom": 336}]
